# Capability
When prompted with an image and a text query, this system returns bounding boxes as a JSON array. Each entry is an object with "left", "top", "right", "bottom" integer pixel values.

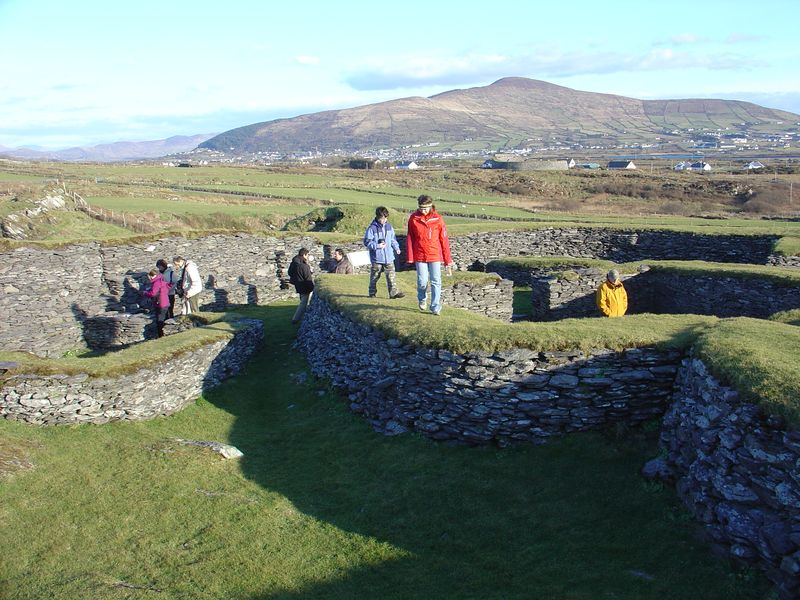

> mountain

[
  {"left": 0, "top": 134, "right": 216, "bottom": 162},
  {"left": 200, "top": 77, "right": 800, "bottom": 154}
]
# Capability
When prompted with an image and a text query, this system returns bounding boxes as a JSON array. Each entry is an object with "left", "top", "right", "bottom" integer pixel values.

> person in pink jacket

[{"left": 143, "top": 268, "right": 170, "bottom": 337}]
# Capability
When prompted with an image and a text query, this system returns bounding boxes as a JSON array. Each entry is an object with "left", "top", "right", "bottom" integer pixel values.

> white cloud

[
  {"left": 344, "top": 48, "right": 760, "bottom": 91},
  {"left": 725, "top": 33, "right": 767, "bottom": 44},
  {"left": 296, "top": 55, "right": 321, "bottom": 66},
  {"left": 668, "top": 33, "right": 707, "bottom": 44}
]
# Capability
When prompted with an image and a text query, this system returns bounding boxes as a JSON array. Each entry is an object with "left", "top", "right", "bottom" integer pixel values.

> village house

[
  {"left": 607, "top": 160, "right": 637, "bottom": 170},
  {"left": 674, "top": 161, "right": 712, "bottom": 171},
  {"left": 395, "top": 160, "right": 419, "bottom": 170}
]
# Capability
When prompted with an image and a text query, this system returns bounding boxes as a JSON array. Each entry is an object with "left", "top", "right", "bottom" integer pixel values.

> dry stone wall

[
  {"left": 296, "top": 297, "right": 681, "bottom": 445},
  {"left": 449, "top": 228, "right": 778, "bottom": 270},
  {"left": 0, "top": 228, "right": 788, "bottom": 357},
  {"left": 499, "top": 265, "right": 800, "bottom": 321},
  {"left": 0, "top": 319, "right": 263, "bottom": 425},
  {"left": 440, "top": 277, "right": 514, "bottom": 321},
  {"left": 658, "top": 357, "right": 800, "bottom": 599},
  {"left": 0, "top": 234, "right": 332, "bottom": 356},
  {"left": 0, "top": 244, "right": 107, "bottom": 357}
]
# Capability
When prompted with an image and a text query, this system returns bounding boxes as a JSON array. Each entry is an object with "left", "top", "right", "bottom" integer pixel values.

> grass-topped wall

[
  {"left": 0, "top": 315, "right": 263, "bottom": 424},
  {"left": 310, "top": 272, "right": 800, "bottom": 428}
]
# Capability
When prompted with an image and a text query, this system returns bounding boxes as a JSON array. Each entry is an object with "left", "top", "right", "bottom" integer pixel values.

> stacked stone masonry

[
  {"left": 440, "top": 277, "right": 514, "bottom": 321},
  {"left": 486, "top": 262, "right": 800, "bottom": 321},
  {"left": 661, "top": 357, "right": 800, "bottom": 598},
  {"left": 0, "top": 229, "right": 788, "bottom": 356},
  {"left": 0, "top": 319, "right": 263, "bottom": 425},
  {"left": 449, "top": 228, "right": 779, "bottom": 270},
  {"left": 296, "top": 297, "right": 682, "bottom": 445}
]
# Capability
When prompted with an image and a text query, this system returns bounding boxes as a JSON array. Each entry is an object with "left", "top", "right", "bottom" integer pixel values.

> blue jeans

[{"left": 415, "top": 261, "right": 442, "bottom": 313}]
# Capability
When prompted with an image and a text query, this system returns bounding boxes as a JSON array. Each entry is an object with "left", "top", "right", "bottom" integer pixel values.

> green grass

[
  {"left": 774, "top": 236, "right": 800, "bottom": 256},
  {"left": 318, "top": 273, "right": 800, "bottom": 428},
  {"left": 0, "top": 303, "right": 772, "bottom": 599},
  {"left": 87, "top": 196, "right": 312, "bottom": 218},
  {"left": 512, "top": 285, "right": 533, "bottom": 318},
  {"left": 694, "top": 318, "right": 800, "bottom": 427},
  {"left": 771, "top": 309, "right": 800, "bottom": 326},
  {"left": 0, "top": 171, "right": 48, "bottom": 182},
  {"left": 316, "top": 272, "right": 717, "bottom": 354},
  {"left": 24, "top": 210, "right": 140, "bottom": 241},
  {"left": 0, "top": 315, "right": 241, "bottom": 378}
]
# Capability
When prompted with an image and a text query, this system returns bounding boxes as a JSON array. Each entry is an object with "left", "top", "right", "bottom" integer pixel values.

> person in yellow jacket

[{"left": 596, "top": 269, "right": 628, "bottom": 317}]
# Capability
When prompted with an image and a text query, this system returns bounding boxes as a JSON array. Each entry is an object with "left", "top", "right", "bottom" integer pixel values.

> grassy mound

[
  {"left": 318, "top": 272, "right": 800, "bottom": 427},
  {"left": 315, "top": 272, "right": 716, "bottom": 354},
  {"left": 694, "top": 318, "right": 800, "bottom": 427},
  {"left": 283, "top": 204, "right": 384, "bottom": 235}
]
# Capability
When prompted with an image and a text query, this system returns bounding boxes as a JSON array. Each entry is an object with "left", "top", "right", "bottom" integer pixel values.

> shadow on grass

[{"left": 204, "top": 304, "right": 771, "bottom": 600}]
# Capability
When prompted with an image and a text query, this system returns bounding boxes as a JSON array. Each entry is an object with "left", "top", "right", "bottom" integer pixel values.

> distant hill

[
  {"left": 200, "top": 77, "right": 800, "bottom": 154},
  {"left": 0, "top": 134, "right": 216, "bottom": 162}
]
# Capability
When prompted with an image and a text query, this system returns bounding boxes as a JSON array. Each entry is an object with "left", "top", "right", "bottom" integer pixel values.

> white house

[
  {"left": 607, "top": 160, "right": 637, "bottom": 170},
  {"left": 675, "top": 161, "right": 711, "bottom": 171},
  {"left": 395, "top": 161, "right": 419, "bottom": 170},
  {"left": 745, "top": 160, "right": 765, "bottom": 170}
]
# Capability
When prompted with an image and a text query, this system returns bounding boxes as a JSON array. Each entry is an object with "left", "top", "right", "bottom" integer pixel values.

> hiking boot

[
  {"left": 391, "top": 291, "right": 405, "bottom": 299},
  {"left": 418, "top": 301, "right": 426, "bottom": 311}
]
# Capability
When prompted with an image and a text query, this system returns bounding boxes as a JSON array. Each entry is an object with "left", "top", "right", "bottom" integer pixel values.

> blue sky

[{"left": 1, "top": 0, "right": 798, "bottom": 149}]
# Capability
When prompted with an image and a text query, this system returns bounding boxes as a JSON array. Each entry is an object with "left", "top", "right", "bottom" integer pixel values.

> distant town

[{"left": 169, "top": 122, "right": 800, "bottom": 169}]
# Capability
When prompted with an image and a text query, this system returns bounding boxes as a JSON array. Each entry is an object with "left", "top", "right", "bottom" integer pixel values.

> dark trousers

[{"left": 155, "top": 306, "right": 169, "bottom": 337}]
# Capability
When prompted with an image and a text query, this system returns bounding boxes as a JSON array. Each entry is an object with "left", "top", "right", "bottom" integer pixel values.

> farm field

[{"left": 2, "top": 160, "right": 799, "bottom": 246}]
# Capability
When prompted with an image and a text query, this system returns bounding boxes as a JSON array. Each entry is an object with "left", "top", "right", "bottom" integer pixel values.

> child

[{"left": 363, "top": 206, "right": 405, "bottom": 299}]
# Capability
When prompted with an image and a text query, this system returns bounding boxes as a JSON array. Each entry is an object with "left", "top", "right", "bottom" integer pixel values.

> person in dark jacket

[
  {"left": 363, "top": 206, "right": 405, "bottom": 299},
  {"left": 329, "top": 248, "right": 354, "bottom": 274},
  {"left": 288, "top": 248, "right": 314, "bottom": 324}
]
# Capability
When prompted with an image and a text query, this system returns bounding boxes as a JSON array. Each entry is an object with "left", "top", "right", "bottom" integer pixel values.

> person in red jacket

[
  {"left": 142, "top": 268, "right": 170, "bottom": 337},
  {"left": 406, "top": 194, "right": 453, "bottom": 315}
]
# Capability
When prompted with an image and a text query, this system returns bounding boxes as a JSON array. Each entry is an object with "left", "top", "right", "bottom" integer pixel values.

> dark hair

[
  {"left": 156, "top": 259, "right": 168, "bottom": 270},
  {"left": 375, "top": 206, "right": 389, "bottom": 218},
  {"left": 297, "top": 248, "right": 309, "bottom": 257},
  {"left": 334, "top": 248, "right": 345, "bottom": 256},
  {"left": 417, "top": 194, "right": 434, "bottom": 208},
  {"left": 172, "top": 256, "right": 184, "bottom": 264},
  {"left": 148, "top": 269, "right": 159, "bottom": 277}
]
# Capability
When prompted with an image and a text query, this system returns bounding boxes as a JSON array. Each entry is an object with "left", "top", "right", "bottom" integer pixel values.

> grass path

[{"left": 0, "top": 303, "right": 771, "bottom": 599}]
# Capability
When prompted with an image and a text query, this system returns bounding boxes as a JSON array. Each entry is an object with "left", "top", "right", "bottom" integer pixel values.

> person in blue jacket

[{"left": 363, "top": 206, "right": 405, "bottom": 299}]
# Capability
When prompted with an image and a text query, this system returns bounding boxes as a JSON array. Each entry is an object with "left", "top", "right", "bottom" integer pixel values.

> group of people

[
  {"left": 288, "top": 194, "right": 455, "bottom": 323},
  {"left": 141, "top": 256, "right": 202, "bottom": 337},
  {"left": 288, "top": 194, "right": 630, "bottom": 323}
]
